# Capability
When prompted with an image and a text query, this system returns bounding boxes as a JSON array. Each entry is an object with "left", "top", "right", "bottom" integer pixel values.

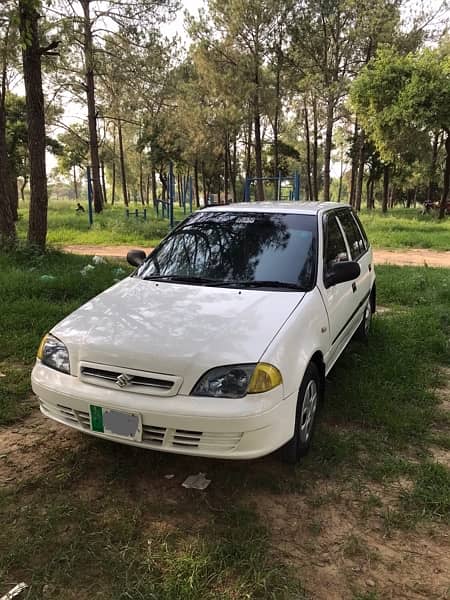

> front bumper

[{"left": 31, "top": 363, "right": 297, "bottom": 459}]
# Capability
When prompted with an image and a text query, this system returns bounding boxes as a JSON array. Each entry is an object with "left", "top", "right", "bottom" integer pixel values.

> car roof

[{"left": 202, "top": 201, "right": 349, "bottom": 215}]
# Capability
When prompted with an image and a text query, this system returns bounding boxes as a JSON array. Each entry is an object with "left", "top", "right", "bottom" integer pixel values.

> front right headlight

[
  {"left": 37, "top": 333, "right": 70, "bottom": 374},
  {"left": 191, "top": 363, "right": 282, "bottom": 398}
]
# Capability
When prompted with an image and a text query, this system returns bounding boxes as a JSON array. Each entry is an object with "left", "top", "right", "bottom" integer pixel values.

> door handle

[{"left": 352, "top": 282, "right": 357, "bottom": 293}]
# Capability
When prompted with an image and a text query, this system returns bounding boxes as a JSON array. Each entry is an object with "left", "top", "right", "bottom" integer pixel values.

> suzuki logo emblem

[{"left": 116, "top": 373, "right": 133, "bottom": 388}]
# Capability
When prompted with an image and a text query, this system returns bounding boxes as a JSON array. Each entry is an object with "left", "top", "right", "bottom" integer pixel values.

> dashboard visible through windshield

[{"left": 135, "top": 211, "right": 318, "bottom": 291}]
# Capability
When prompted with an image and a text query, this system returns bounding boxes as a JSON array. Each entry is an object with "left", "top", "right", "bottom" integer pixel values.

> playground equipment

[
  {"left": 125, "top": 208, "right": 147, "bottom": 220},
  {"left": 155, "top": 161, "right": 193, "bottom": 227},
  {"left": 244, "top": 171, "right": 300, "bottom": 202}
]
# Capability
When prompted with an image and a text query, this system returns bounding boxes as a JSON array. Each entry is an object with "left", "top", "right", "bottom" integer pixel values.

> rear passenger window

[
  {"left": 353, "top": 212, "right": 369, "bottom": 248},
  {"left": 337, "top": 211, "right": 366, "bottom": 260},
  {"left": 324, "top": 214, "right": 348, "bottom": 273}
]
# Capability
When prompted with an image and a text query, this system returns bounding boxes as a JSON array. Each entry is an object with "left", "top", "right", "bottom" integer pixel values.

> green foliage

[
  {"left": 56, "top": 124, "right": 89, "bottom": 173},
  {"left": 351, "top": 46, "right": 450, "bottom": 164}
]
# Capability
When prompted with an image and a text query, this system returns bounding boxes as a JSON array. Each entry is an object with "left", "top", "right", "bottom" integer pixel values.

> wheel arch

[
  {"left": 370, "top": 281, "right": 377, "bottom": 314},
  {"left": 309, "top": 350, "right": 325, "bottom": 394}
]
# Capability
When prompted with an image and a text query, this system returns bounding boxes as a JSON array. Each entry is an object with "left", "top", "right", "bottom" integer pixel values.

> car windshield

[{"left": 135, "top": 211, "right": 318, "bottom": 291}]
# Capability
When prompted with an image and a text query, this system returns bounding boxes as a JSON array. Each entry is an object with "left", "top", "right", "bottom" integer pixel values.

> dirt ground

[
  {"left": 63, "top": 244, "right": 450, "bottom": 268},
  {"left": 1, "top": 383, "right": 449, "bottom": 600}
]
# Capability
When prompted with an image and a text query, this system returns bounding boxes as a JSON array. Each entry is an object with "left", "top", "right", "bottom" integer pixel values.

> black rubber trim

[{"left": 332, "top": 290, "right": 371, "bottom": 346}]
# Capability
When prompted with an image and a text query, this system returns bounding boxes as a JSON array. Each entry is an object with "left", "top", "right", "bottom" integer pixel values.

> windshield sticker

[{"left": 235, "top": 217, "right": 255, "bottom": 224}]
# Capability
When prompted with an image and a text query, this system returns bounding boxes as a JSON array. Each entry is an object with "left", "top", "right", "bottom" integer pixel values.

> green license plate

[{"left": 89, "top": 405, "right": 142, "bottom": 441}]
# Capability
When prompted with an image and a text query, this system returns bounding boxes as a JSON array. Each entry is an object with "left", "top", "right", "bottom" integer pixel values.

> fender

[{"left": 260, "top": 287, "right": 330, "bottom": 399}]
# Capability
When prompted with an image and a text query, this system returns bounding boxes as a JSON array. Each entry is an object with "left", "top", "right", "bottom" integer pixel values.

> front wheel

[{"left": 281, "top": 363, "right": 322, "bottom": 464}]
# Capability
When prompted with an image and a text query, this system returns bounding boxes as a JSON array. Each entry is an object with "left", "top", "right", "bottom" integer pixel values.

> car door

[
  {"left": 319, "top": 211, "right": 357, "bottom": 370},
  {"left": 335, "top": 209, "right": 372, "bottom": 320}
]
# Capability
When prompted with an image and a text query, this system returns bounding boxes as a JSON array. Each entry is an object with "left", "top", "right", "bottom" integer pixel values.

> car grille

[
  {"left": 79, "top": 362, "right": 182, "bottom": 396},
  {"left": 40, "top": 401, "right": 243, "bottom": 453}
]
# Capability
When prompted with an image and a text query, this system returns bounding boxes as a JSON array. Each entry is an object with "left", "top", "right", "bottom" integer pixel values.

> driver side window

[{"left": 324, "top": 214, "right": 348, "bottom": 274}]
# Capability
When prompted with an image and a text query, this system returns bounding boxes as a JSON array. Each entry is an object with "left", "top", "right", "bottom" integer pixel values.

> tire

[
  {"left": 354, "top": 294, "right": 373, "bottom": 342},
  {"left": 281, "top": 362, "right": 322, "bottom": 464}
]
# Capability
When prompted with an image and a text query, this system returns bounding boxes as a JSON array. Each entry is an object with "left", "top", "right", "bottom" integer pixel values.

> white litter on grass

[
  {"left": 0, "top": 582, "right": 28, "bottom": 600},
  {"left": 182, "top": 473, "right": 211, "bottom": 490},
  {"left": 0, "top": 372, "right": 5, "bottom": 378},
  {"left": 92, "top": 255, "right": 106, "bottom": 265},
  {"left": 80, "top": 264, "right": 95, "bottom": 276},
  {"left": 39, "top": 275, "right": 56, "bottom": 282},
  {"left": 164, "top": 474, "right": 175, "bottom": 480}
]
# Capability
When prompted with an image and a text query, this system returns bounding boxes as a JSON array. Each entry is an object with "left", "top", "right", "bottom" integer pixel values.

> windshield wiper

[
  {"left": 142, "top": 274, "right": 217, "bottom": 285},
  {"left": 209, "top": 280, "right": 304, "bottom": 290}
]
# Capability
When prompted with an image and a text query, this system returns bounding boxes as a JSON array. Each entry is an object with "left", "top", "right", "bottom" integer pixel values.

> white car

[{"left": 32, "top": 202, "right": 375, "bottom": 463}]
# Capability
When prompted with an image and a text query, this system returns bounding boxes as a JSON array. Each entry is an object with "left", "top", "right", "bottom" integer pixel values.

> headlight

[
  {"left": 191, "top": 363, "right": 282, "bottom": 398},
  {"left": 37, "top": 334, "right": 70, "bottom": 374}
]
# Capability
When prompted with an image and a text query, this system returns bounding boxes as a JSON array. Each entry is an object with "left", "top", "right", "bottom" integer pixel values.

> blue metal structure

[
  {"left": 244, "top": 171, "right": 300, "bottom": 202},
  {"left": 154, "top": 163, "right": 194, "bottom": 227},
  {"left": 125, "top": 208, "right": 147, "bottom": 220}
]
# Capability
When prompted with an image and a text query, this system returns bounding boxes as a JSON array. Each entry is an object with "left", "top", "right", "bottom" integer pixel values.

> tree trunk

[
  {"left": 146, "top": 173, "right": 150, "bottom": 205},
  {"left": 337, "top": 151, "right": 344, "bottom": 203},
  {"left": 81, "top": 0, "right": 103, "bottom": 213},
  {"left": 20, "top": 176, "right": 28, "bottom": 203},
  {"left": 151, "top": 166, "right": 157, "bottom": 206},
  {"left": 231, "top": 136, "right": 237, "bottom": 203},
  {"left": 0, "top": 24, "right": 16, "bottom": 247},
  {"left": 9, "top": 173, "right": 18, "bottom": 221},
  {"left": 273, "top": 34, "right": 282, "bottom": 179},
  {"left": 366, "top": 177, "right": 373, "bottom": 210},
  {"left": 111, "top": 161, "right": 116, "bottom": 205},
  {"left": 177, "top": 173, "right": 182, "bottom": 207},
  {"left": 202, "top": 163, "right": 207, "bottom": 206},
  {"left": 101, "top": 160, "right": 107, "bottom": 204},
  {"left": 194, "top": 160, "right": 200, "bottom": 207},
  {"left": 355, "top": 129, "right": 366, "bottom": 211},
  {"left": 139, "top": 153, "right": 145, "bottom": 205},
  {"left": 427, "top": 131, "right": 440, "bottom": 203},
  {"left": 382, "top": 165, "right": 389, "bottom": 213},
  {"left": 439, "top": 130, "right": 450, "bottom": 220},
  {"left": 111, "top": 124, "right": 116, "bottom": 204},
  {"left": 349, "top": 120, "right": 358, "bottom": 207},
  {"left": 312, "top": 99, "right": 319, "bottom": 202},
  {"left": 117, "top": 118, "right": 128, "bottom": 205},
  {"left": 323, "top": 97, "right": 334, "bottom": 203},
  {"left": 245, "top": 117, "right": 253, "bottom": 181},
  {"left": 19, "top": 0, "right": 48, "bottom": 250},
  {"left": 224, "top": 134, "right": 229, "bottom": 204},
  {"left": 254, "top": 110, "right": 264, "bottom": 201},
  {"left": 303, "top": 101, "right": 313, "bottom": 202},
  {"left": 73, "top": 165, "right": 78, "bottom": 199}
]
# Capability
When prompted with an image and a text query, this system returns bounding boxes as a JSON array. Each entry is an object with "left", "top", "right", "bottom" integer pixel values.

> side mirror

[
  {"left": 127, "top": 249, "right": 146, "bottom": 267},
  {"left": 326, "top": 261, "right": 360, "bottom": 287}
]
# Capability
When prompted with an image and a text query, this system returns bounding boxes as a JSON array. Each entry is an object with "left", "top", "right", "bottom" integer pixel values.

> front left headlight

[
  {"left": 37, "top": 333, "right": 70, "bottom": 374},
  {"left": 191, "top": 363, "right": 282, "bottom": 398}
]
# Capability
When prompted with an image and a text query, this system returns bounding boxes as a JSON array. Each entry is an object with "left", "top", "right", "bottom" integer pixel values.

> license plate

[{"left": 89, "top": 405, "right": 142, "bottom": 441}]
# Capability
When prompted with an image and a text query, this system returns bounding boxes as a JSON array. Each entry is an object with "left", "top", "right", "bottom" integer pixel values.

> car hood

[{"left": 52, "top": 277, "right": 304, "bottom": 386}]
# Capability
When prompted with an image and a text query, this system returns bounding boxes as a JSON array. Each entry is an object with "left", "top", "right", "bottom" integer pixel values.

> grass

[
  {"left": 0, "top": 250, "right": 449, "bottom": 597},
  {"left": 17, "top": 200, "right": 185, "bottom": 248},
  {"left": 0, "top": 248, "right": 133, "bottom": 424},
  {"left": 15, "top": 200, "right": 450, "bottom": 250},
  {"left": 359, "top": 207, "right": 450, "bottom": 250},
  {"left": 0, "top": 480, "right": 303, "bottom": 599}
]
